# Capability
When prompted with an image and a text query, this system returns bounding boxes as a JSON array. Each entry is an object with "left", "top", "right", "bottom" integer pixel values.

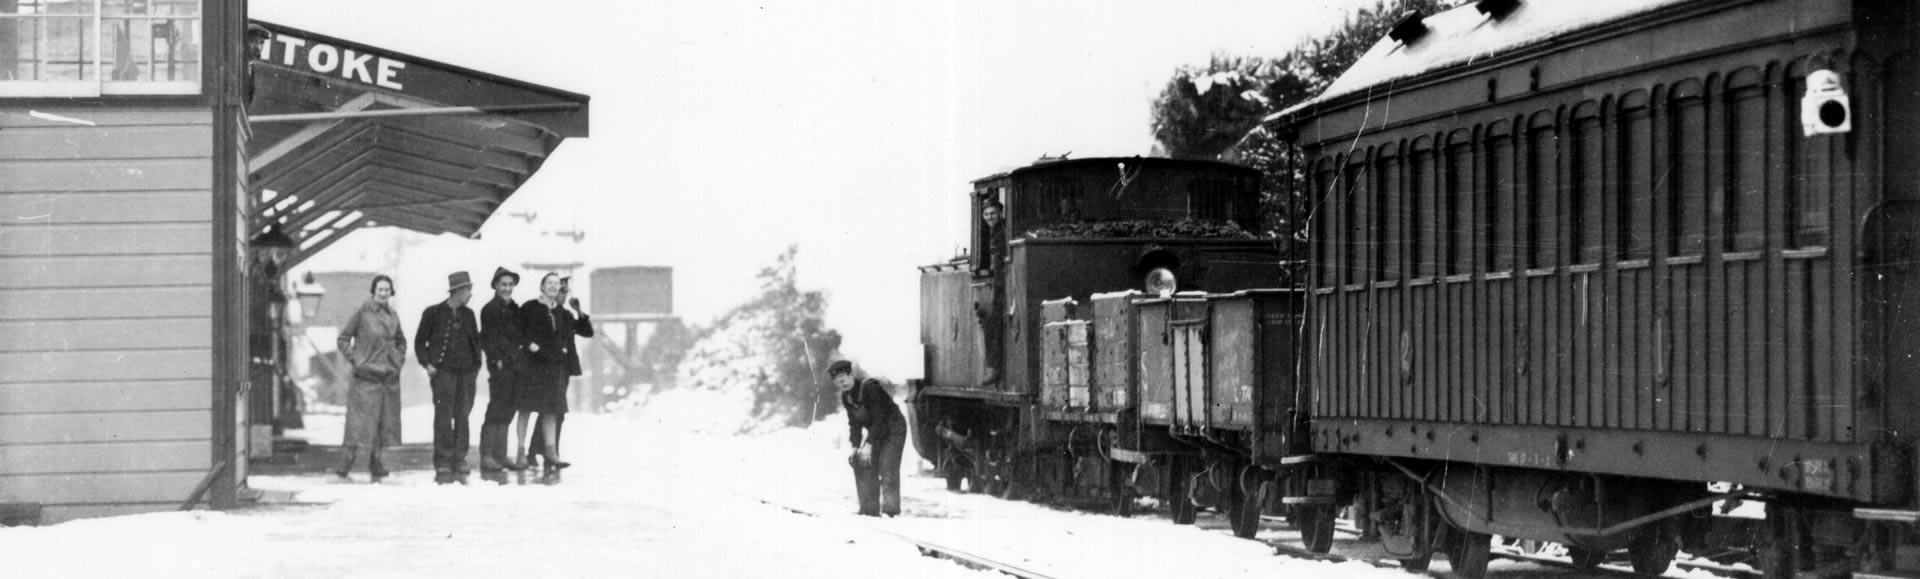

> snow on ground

[{"left": 3, "top": 390, "right": 1651, "bottom": 578}]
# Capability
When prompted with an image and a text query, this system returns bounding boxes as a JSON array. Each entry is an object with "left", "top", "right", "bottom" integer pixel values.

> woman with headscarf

[{"left": 335, "top": 274, "right": 407, "bottom": 482}]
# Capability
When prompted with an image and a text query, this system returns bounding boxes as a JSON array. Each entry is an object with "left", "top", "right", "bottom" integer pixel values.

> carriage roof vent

[
  {"left": 1475, "top": 0, "right": 1521, "bottom": 19},
  {"left": 1388, "top": 12, "right": 1429, "bottom": 44}
]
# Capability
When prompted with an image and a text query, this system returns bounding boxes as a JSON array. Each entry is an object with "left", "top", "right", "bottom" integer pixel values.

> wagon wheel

[
  {"left": 1167, "top": 456, "right": 1198, "bottom": 525},
  {"left": 944, "top": 464, "right": 968, "bottom": 492},
  {"left": 1446, "top": 529, "right": 1491, "bottom": 578},
  {"left": 1629, "top": 521, "right": 1680, "bottom": 575},
  {"left": 1568, "top": 546, "right": 1606, "bottom": 571},
  {"left": 1398, "top": 552, "right": 1433, "bottom": 572},
  {"left": 1226, "top": 464, "right": 1263, "bottom": 539},
  {"left": 1295, "top": 504, "right": 1337, "bottom": 554},
  {"left": 1107, "top": 460, "right": 1133, "bottom": 517}
]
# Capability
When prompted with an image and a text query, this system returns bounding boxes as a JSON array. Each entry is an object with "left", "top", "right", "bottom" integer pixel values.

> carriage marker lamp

[
  {"left": 1801, "top": 69, "right": 1851, "bottom": 136},
  {"left": 1145, "top": 268, "right": 1178, "bottom": 298}
]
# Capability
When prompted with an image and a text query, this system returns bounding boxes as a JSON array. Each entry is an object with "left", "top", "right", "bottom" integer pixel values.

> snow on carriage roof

[{"left": 1269, "top": 0, "right": 1690, "bottom": 123}]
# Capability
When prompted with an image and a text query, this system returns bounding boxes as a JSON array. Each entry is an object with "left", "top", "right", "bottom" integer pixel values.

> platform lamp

[
  {"left": 250, "top": 224, "right": 297, "bottom": 276},
  {"left": 293, "top": 272, "right": 326, "bottom": 323}
]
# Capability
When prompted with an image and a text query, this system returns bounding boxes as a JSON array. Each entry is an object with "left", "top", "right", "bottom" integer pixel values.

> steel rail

[{"left": 718, "top": 487, "right": 1064, "bottom": 579}]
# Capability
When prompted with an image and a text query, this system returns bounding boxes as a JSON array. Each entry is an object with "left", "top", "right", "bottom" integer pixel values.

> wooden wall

[{"left": 0, "top": 107, "right": 215, "bottom": 523}]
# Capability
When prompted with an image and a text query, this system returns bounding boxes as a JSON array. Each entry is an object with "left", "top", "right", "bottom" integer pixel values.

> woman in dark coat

[
  {"left": 335, "top": 275, "right": 406, "bottom": 482},
  {"left": 832, "top": 360, "right": 906, "bottom": 517},
  {"left": 517, "top": 272, "right": 571, "bottom": 481}
]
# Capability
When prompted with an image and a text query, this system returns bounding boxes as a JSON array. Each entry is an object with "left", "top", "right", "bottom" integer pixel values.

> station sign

[
  {"left": 592, "top": 267, "right": 674, "bottom": 316},
  {"left": 256, "top": 31, "right": 409, "bottom": 91}
]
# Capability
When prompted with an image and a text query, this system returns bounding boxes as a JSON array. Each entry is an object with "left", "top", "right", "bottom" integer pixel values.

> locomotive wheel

[
  {"left": 1296, "top": 505, "right": 1336, "bottom": 554},
  {"left": 1446, "top": 529, "right": 1491, "bottom": 579},
  {"left": 1568, "top": 546, "right": 1606, "bottom": 571},
  {"left": 1629, "top": 521, "right": 1680, "bottom": 575}
]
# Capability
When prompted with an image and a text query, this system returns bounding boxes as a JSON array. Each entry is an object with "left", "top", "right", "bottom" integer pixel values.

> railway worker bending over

[{"left": 831, "top": 360, "right": 906, "bottom": 517}]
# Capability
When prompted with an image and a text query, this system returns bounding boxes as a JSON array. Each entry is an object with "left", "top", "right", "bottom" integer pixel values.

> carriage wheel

[
  {"left": 1446, "top": 529, "right": 1491, "bottom": 578},
  {"left": 1629, "top": 521, "right": 1680, "bottom": 575}
]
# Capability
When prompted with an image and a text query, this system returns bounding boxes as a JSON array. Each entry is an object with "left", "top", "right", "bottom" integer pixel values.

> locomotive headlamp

[
  {"left": 1801, "top": 69, "right": 1851, "bottom": 136},
  {"left": 1145, "top": 267, "right": 1178, "bottom": 298}
]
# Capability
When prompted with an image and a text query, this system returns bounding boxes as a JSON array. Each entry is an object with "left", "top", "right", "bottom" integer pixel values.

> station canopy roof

[{"left": 246, "top": 20, "right": 589, "bottom": 267}]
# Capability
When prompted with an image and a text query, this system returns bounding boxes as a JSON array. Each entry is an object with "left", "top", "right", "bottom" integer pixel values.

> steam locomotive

[{"left": 910, "top": 0, "right": 1920, "bottom": 577}]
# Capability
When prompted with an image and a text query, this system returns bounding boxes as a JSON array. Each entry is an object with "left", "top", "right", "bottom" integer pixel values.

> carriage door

[{"left": 1865, "top": 201, "right": 1920, "bottom": 446}]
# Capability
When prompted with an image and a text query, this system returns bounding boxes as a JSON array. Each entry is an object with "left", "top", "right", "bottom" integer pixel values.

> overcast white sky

[{"left": 259, "top": 0, "right": 1387, "bottom": 378}]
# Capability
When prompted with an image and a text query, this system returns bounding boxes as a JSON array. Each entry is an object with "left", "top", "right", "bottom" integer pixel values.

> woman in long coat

[
  {"left": 517, "top": 272, "right": 570, "bottom": 480},
  {"left": 336, "top": 274, "right": 407, "bottom": 482}
]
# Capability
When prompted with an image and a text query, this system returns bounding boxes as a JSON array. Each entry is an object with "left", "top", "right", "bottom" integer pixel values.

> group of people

[{"left": 331, "top": 267, "right": 592, "bottom": 485}]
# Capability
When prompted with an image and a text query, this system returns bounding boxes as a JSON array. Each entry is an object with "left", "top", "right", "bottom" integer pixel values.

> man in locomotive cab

[{"left": 975, "top": 196, "right": 1008, "bottom": 385}]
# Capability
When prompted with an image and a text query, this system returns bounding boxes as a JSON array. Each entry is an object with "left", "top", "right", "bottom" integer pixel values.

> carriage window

[
  {"left": 1412, "top": 140, "right": 1439, "bottom": 278},
  {"left": 1446, "top": 135, "right": 1473, "bottom": 275},
  {"left": 1345, "top": 158, "right": 1369, "bottom": 285},
  {"left": 1787, "top": 73, "right": 1830, "bottom": 248},
  {"left": 1620, "top": 93, "right": 1654, "bottom": 260},
  {"left": 0, "top": 0, "right": 202, "bottom": 96},
  {"left": 1486, "top": 126, "right": 1514, "bottom": 272},
  {"left": 1671, "top": 83, "right": 1707, "bottom": 256},
  {"left": 1571, "top": 105, "right": 1604, "bottom": 263},
  {"left": 1727, "top": 71, "right": 1766, "bottom": 252},
  {"left": 1314, "top": 160, "right": 1335, "bottom": 286},
  {"left": 1038, "top": 177, "right": 1083, "bottom": 222},
  {"left": 1378, "top": 150, "right": 1402, "bottom": 281},
  {"left": 1526, "top": 116, "right": 1558, "bottom": 269}
]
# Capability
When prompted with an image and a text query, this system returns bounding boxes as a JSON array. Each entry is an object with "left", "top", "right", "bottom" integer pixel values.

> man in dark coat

[
  {"left": 416, "top": 271, "right": 484, "bottom": 484},
  {"left": 477, "top": 267, "right": 523, "bottom": 484},
  {"left": 974, "top": 198, "right": 1007, "bottom": 385},
  {"left": 832, "top": 360, "right": 906, "bottom": 517},
  {"left": 528, "top": 276, "right": 593, "bottom": 474}
]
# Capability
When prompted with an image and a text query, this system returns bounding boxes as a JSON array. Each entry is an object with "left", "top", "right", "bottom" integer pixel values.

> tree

[
  {"left": 673, "top": 246, "right": 844, "bottom": 430},
  {"left": 1150, "top": 0, "right": 1453, "bottom": 246}
]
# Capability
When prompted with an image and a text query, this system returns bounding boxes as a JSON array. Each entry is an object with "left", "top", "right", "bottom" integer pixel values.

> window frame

[{"left": 0, "top": 0, "right": 202, "bottom": 97}]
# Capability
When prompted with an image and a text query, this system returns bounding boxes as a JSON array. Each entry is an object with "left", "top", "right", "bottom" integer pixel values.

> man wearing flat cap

[
  {"left": 476, "top": 267, "right": 524, "bottom": 484},
  {"left": 833, "top": 360, "right": 906, "bottom": 516},
  {"left": 416, "top": 271, "right": 483, "bottom": 484}
]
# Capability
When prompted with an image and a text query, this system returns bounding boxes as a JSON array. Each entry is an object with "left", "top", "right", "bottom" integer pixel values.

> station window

[{"left": 0, "top": 0, "right": 201, "bottom": 97}]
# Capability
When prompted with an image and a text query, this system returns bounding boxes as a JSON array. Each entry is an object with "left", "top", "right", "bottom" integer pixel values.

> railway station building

[{"left": 0, "top": 1, "right": 589, "bottom": 524}]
